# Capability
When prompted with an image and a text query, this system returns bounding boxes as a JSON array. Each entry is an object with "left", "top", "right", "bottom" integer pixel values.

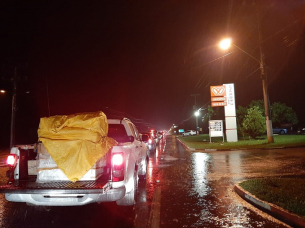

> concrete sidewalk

[{"left": 234, "top": 183, "right": 305, "bottom": 228}]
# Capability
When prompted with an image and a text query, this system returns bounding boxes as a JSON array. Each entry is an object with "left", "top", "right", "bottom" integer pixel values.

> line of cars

[{"left": 140, "top": 130, "right": 164, "bottom": 152}]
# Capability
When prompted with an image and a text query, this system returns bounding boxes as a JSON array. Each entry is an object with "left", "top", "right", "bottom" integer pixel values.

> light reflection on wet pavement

[{"left": 148, "top": 135, "right": 297, "bottom": 228}]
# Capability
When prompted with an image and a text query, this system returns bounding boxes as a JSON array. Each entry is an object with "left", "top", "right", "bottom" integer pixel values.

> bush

[{"left": 242, "top": 106, "right": 266, "bottom": 139}]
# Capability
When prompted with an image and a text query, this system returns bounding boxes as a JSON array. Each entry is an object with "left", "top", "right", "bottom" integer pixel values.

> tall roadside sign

[{"left": 210, "top": 83, "right": 238, "bottom": 142}]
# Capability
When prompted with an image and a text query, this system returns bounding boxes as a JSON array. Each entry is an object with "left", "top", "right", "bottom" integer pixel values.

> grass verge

[
  {"left": 178, "top": 134, "right": 305, "bottom": 150},
  {"left": 239, "top": 178, "right": 305, "bottom": 219}
]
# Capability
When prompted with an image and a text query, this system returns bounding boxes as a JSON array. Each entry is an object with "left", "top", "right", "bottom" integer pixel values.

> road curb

[
  {"left": 234, "top": 183, "right": 305, "bottom": 228},
  {"left": 176, "top": 138, "right": 304, "bottom": 151},
  {"left": 176, "top": 138, "right": 225, "bottom": 152}
]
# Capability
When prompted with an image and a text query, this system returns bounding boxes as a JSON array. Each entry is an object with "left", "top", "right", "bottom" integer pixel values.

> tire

[
  {"left": 280, "top": 130, "right": 285, "bottom": 135},
  {"left": 138, "top": 156, "right": 148, "bottom": 180},
  {"left": 116, "top": 169, "right": 138, "bottom": 206}
]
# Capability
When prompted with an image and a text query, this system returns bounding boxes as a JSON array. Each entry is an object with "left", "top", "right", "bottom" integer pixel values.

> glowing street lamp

[
  {"left": 219, "top": 38, "right": 274, "bottom": 143},
  {"left": 219, "top": 38, "right": 232, "bottom": 50}
]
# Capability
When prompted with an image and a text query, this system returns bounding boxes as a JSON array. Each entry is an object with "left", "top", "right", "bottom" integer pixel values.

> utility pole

[
  {"left": 10, "top": 67, "right": 17, "bottom": 148},
  {"left": 257, "top": 4, "right": 274, "bottom": 143},
  {"left": 191, "top": 94, "right": 200, "bottom": 134}
]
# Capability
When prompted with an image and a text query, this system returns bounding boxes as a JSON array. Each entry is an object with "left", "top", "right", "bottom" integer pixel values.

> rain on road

[
  {"left": 0, "top": 135, "right": 305, "bottom": 227},
  {"left": 136, "top": 135, "right": 305, "bottom": 228}
]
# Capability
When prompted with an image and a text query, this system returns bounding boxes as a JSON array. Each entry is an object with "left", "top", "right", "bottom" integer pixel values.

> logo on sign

[{"left": 210, "top": 86, "right": 226, "bottom": 97}]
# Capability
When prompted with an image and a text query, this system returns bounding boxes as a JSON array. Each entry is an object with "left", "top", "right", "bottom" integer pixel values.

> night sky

[{"left": 1, "top": 0, "right": 305, "bottom": 146}]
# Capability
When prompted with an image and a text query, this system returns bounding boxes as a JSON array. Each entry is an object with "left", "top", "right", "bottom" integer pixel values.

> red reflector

[
  {"left": 7, "top": 155, "right": 16, "bottom": 166},
  {"left": 112, "top": 153, "right": 123, "bottom": 166}
]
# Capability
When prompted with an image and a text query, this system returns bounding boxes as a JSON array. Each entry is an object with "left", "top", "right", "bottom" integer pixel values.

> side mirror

[
  {"left": 126, "top": 136, "right": 134, "bottom": 142},
  {"left": 141, "top": 134, "right": 149, "bottom": 142}
]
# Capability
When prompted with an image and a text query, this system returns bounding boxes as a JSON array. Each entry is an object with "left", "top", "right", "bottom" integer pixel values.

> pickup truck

[{"left": 0, "top": 115, "right": 149, "bottom": 207}]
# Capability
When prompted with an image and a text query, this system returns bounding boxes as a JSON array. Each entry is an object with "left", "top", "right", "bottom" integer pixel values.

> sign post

[{"left": 210, "top": 83, "right": 238, "bottom": 142}]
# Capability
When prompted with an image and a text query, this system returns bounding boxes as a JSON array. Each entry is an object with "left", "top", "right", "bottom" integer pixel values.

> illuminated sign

[
  {"left": 211, "top": 102, "right": 227, "bottom": 107},
  {"left": 211, "top": 97, "right": 226, "bottom": 102},
  {"left": 210, "top": 85, "right": 226, "bottom": 97},
  {"left": 210, "top": 85, "right": 227, "bottom": 107}
]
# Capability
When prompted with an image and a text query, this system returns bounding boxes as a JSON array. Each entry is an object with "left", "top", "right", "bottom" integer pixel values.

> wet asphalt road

[
  {"left": 0, "top": 135, "right": 305, "bottom": 227},
  {"left": 136, "top": 135, "right": 305, "bottom": 228}
]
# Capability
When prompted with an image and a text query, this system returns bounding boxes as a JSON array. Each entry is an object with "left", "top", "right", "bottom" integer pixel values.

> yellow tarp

[{"left": 38, "top": 111, "right": 117, "bottom": 182}]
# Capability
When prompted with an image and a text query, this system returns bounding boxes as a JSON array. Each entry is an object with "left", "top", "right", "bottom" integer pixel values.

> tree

[
  {"left": 271, "top": 102, "right": 298, "bottom": 126},
  {"left": 248, "top": 100, "right": 298, "bottom": 126},
  {"left": 243, "top": 106, "right": 266, "bottom": 139},
  {"left": 202, "top": 105, "right": 215, "bottom": 122},
  {"left": 249, "top": 100, "right": 265, "bottom": 112}
]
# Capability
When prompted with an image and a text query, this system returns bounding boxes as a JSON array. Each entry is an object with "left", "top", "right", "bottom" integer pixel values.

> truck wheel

[
  {"left": 280, "top": 130, "right": 285, "bottom": 135},
  {"left": 116, "top": 169, "right": 138, "bottom": 206},
  {"left": 138, "top": 156, "right": 148, "bottom": 179}
]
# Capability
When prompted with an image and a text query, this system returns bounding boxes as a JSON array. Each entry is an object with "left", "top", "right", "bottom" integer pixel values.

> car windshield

[{"left": 141, "top": 132, "right": 154, "bottom": 139}]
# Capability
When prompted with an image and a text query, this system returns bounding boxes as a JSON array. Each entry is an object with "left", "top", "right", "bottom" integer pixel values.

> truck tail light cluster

[
  {"left": 7, "top": 154, "right": 17, "bottom": 168},
  {"left": 112, "top": 153, "right": 124, "bottom": 182}
]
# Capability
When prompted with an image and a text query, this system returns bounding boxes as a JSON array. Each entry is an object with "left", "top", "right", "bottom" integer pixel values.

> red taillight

[
  {"left": 7, "top": 154, "right": 17, "bottom": 167},
  {"left": 112, "top": 153, "right": 123, "bottom": 166},
  {"left": 112, "top": 153, "right": 124, "bottom": 182}
]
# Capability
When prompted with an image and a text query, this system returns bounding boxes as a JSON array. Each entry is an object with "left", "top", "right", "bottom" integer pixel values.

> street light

[{"left": 219, "top": 38, "right": 274, "bottom": 143}]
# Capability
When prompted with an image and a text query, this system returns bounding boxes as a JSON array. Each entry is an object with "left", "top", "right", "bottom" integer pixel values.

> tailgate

[{"left": 0, "top": 176, "right": 110, "bottom": 194}]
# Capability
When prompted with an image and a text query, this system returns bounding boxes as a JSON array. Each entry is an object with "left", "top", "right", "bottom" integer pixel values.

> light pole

[
  {"left": 10, "top": 68, "right": 18, "bottom": 148},
  {"left": 194, "top": 110, "right": 199, "bottom": 134},
  {"left": 219, "top": 38, "right": 274, "bottom": 143},
  {"left": 1, "top": 68, "right": 30, "bottom": 148},
  {"left": 191, "top": 94, "right": 200, "bottom": 135},
  {"left": 1, "top": 88, "right": 16, "bottom": 148}
]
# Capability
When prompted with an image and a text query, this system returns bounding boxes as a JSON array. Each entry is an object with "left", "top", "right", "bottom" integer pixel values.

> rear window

[{"left": 108, "top": 124, "right": 128, "bottom": 140}]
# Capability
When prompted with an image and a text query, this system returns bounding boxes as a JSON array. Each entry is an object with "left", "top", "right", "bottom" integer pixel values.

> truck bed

[{"left": 0, "top": 176, "right": 110, "bottom": 194}]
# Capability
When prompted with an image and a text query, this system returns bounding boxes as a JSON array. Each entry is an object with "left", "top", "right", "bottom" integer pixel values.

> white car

[{"left": 182, "top": 130, "right": 196, "bottom": 136}]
